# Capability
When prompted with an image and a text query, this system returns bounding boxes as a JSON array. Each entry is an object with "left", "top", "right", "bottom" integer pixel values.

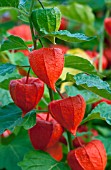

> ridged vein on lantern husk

[
  {"left": 28, "top": 48, "right": 64, "bottom": 91},
  {"left": 48, "top": 95, "right": 86, "bottom": 135},
  {"left": 67, "top": 140, "right": 107, "bottom": 170},
  {"left": 28, "top": 113, "right": 63, "bottom": 150},
  {"left": 10, "top": 77, "right": 44, "bottom": 115}
]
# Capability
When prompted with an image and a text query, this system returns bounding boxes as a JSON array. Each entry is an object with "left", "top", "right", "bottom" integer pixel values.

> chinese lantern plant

[
  {"left": 0, "top": 0, "right": 110, "bottom": 170},
  {"left": 28, "top": 113, "right": 64, "bottom": 150},
  {"left": 48, "top": 95, "right": 86, "bottom": 135},
  {"left": 28, "top": 47, "right": 64, "bottom": 91},
  {"left": 9, "top": 77, "right": 44, "bottom": 116},
  {"left": 67, "top": 140, "right": 107, "bottom": 170}
]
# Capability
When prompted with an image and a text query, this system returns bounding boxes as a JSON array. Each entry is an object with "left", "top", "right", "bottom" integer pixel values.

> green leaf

[
  {"left": 0, "top": 129, "right": 33, "bottom": 170},
  {"left": 18, "top": 14, "right": 29, "bottom": 23},
  {"left": 0, "top": 0, "right": 19, "bottom": 8},
  {"left": 8, "top": 52, "right": 29, "bottom": 66},
  {"left": 95, "top": 126, "right": 111, "bottom": 137},
  {"left": 75, "top": 0, "right": 105, "bottom": 10},
  {"left": 18, "top": 150, "right": 70, "bottom": 170},
  {"left": 19, "top": 0, "right": 32, "bottom": 12},
  {"left": 43, "top": 30, "right": 96, "bottom": 43},
  {"left": 0, "top": 103, "right": 36, "bottom": 134},
  {"left": 0, "top": 72, "right": 21, "bottom": 90},
  {"left": 0, "top": 88, "right": 12, "bottom": 106},
  {"left": 38, "top": 0, "right": 73, "bottom": 6},
  {"left": 82, "top": 102, "right": 111, "bottom": 125},
  {"left": 88, "top": 0, "right": 105, "bottom": 10},
  {"left": 21, "top": 110, "right": 36, "bottom": 130},
  {"left": 66, "top": 73, "right": 111, "bottom": 100},
  {"left": 59, "top": 2, "right": 95, "bottom": 25},
  {"left": 1, "top": 35, "right": 28, "bottom": 51},
  {"left": 31, "top": 7, "right": 61, "bottom": 43},
  {"left": 0, "top": 103, "right": 22, "bottom": 134},
  {"left": 0, "top": 63, "right": 16, "bottom": 76},
  {"left": 65, "top": 54, "right": 97, "bottom": 75},
  {"left": 18, "top": 1, "right": 32, "bottom": 23},
  {"left": 65, "top": 86, "right": 100, "bottom": 104}
]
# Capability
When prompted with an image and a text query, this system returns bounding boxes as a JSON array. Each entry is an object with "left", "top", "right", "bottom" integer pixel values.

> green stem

[
  {"left": 48, "top": 87, "right": 54, "bottom": 101},
  {"left": 39, "top": 38, "right": 44, "bottom": 47},
  {"left": 25, "top": 67, "right": 31, "bottom": 84},
  {"left": 25, "top": 0, "right": 36, "bottom": 84},
  {"left": 38, "top": 0, "right": 45, "bottom": 9},
  {"left": 36, "top": 110, "right": 48, "bottom": 113},
  {"left": 56, "top": 87, "right": 65, "bottom": 99},
  {"left": 99, "top": 9, "right": 110, "bottom": 72},
  {"left": 29, "top": 18, "right": 37, "bottom": 50},
  {"left": 66, "top": 131, "right": 73, "bottom": 151},
  {"left": 47, "top": 87, "right": 54, "bottom": 121},
  {"left": 16, "top": 65, "right": 30, "bottom": 68},
  {"left": 29, "top": 0, "right": 37, "bottom": 50},
  {"left": 99, "top": 35, "right": 104, "bottom": 72}
]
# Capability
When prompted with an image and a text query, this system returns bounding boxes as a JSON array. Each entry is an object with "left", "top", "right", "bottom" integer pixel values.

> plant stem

[
  {"left": 39, "top": 38, "right": 44, "bottom": 47},
  {"left": 66, "top": 131, "right": 73, "bottom": 151},
  {"left": 16, "top": 65, "right": 30, "bottom": 68},
  {"left": 36, "top": 110, "right": 48, "bottom": 113},
  {"left": 47, "top": 87, "right": 54, "bottom": 121},
  {"left": 29, "top": 0, "right": 37, "bottom": 50},
  {"left": 56, "top": 87, "right": 65, "bottom": 99},
  {"left": 25, "top": 0, "right": 36, "bottom": 84},
  {"left": 25, "top": 67, "right": 31, "bottom": 84},
  {"left": 99, "top": 35, "right": 104, "bottom": 72},
  {"left": 99, "top": 9, "right": 110, "bottom": 72},
  {"left": 38, "top": 0, "right": 45, "bottom": 9},
  {"left": 48, "top": 87, "right": 54, "bottom": 101},
  {"left": 29, "top": 18, "right": 37, "bottom": 50}
]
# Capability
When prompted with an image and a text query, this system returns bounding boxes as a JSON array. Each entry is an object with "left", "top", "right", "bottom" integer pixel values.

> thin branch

[
  {"left": 25, "top": 67, "right": 31, "bottom": 84},
  {"left": 48, "top": 86, "right": 54, "bottom": 101},
  {"left": 66, "top": 131, "right": 73, "bottom": 151},
  {"left": 38, "top": 0, "right": 45, "bottom": 9},
  {"left": 29, "top": 18, "right": 37, "bottom": 50},
  {"left": 56, "top": 87, "right": 65, "bottom": 99},
  {"left": 16, "top": 65, "right": 30, "bottom": 68},
  {"left": 36, "top": 110, "right": 48, "bottom": 113},
  {"left": 39, "top": 38, "right": 44, "bottom": 47}
]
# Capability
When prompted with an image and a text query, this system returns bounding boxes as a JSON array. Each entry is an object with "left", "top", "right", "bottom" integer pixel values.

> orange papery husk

[
  {"left": 44, "top": 142, "right": 63, "bottom": 161},
  {"left": 67, "top": 140, "right": 107, "bottom": 170},
  {"left": 9, "top": 77, "right": 44, "bottom": 115},
  {"left": 48, "top": 95, "right": 86, "bottom": 135},
  {"left": 28, "top": 113, "right": 64, "bottom": 150},
  {"left": 28, "top": 47, "right": 64, "bottom": 91}
]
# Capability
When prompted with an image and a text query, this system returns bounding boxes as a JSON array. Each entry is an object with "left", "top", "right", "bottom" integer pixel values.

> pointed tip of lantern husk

[
  {"left": 49, "top": 84, "right": 56, "bottom": 92},
  {"left": 70, "top": 128, "right": 77, "bottom": 136},
  {"left": 22, "top": 112, "right": 26, "bottom": 117}
]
